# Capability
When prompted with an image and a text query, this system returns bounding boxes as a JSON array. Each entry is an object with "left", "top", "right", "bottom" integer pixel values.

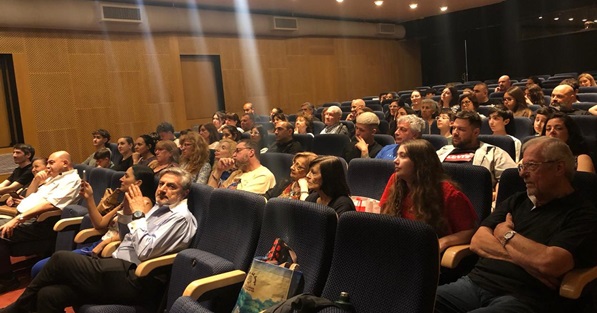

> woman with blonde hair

[
  {"left": 150, "top": 140, "right": 179, "bottom": 177},
  {"left": 179, "top": 131, "right": 212, "bottom": 184},
  {"left": 578, "top": 73, "right": 596, "bottom": 87},
  {"left": 208, "top": 139, "right": 237, "bottom": 188},
  {"left": 265, "top": 152, "right": 318, "bottom": 200},
  {"left": 380, "top": 139, "right": 477, "bottom": 252}
]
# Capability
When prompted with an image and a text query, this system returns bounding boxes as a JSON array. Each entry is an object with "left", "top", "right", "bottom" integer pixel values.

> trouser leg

[{"left": 36, "top": 284, "right": 79, "bottom": 313}]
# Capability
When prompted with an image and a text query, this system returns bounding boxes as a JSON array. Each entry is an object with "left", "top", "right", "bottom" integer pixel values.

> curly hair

[
  {"left": 526, "top": 84, "right": 546, "bottom": 106},
  {"left": 380, "top": 139, "right": 450, "bottom": 236},
  {"left": 179, "top": 131, "right": 210, "bottom": 177}
]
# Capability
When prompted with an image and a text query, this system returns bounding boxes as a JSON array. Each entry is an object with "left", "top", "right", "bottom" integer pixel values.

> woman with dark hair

[
  {"left": 212, "top": 111, "right": 226, "bottom": 130},
  {"left": 179, "top": 132, "right": 212, "bottom": 184},
  {"left": 460, "top": 93, "right": 484, "bottom": 118},
  {"left": 439, "top": 87, "right": 459, "bottom": 113},
  {"left": 132, "top": 134, "right": 156, "bottom": 166},
  {"left": 503, "top": 86, "right": 532, "bottom": 117},
  {"left": 265, "top": 152, "right": 318, "bottom": 200},
  {"left": 294, "top": 114, "right": 314, "bottom": 135},
  {"left": 31, "top": 165, "right": 156, "bottom": 277},
  {"left": 526, "top": 76, "right": 543, "bottom": 88},
  {"left": 221, "top": 125, "right": 241, "bottom": 142},
  {"left": 542, "top": 112, "right": 595, "bottom": 173},
  {"left": 150, "top": 140, "right": 179, "bottom": 177},
  {"left": 525, "top": 84, "right": 546, "bottom": 106},
  {"left": 224, "top": 113, "right": 243, "bottom": 132},
  {"left": 82, "top": 129, "right": 111, "bottom": 167},
  {"left": 199, "top": 123, "right": 220, "bottom": 149},
  {"left": 305, "top": 156, "right": 355, "bottom": 216},
  {"left": 111, "top": 136, "right": 134, "bottom": 172},
  {"left": 379, "top": 139, "right": 477, "bottom": 252},
  {"left": 270, "top": 107, "right": 284, "bottom": 123},
  {"left": 249, "top": 125, "right": 269, "bottom": 154}
]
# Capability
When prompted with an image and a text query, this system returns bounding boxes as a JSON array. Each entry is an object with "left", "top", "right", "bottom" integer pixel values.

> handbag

[
  {"left": 98, "top": 188, "right": 122, "bottom": 214},
  {"left": 232, "top": 238, "right": 304, "bottom": 313}
]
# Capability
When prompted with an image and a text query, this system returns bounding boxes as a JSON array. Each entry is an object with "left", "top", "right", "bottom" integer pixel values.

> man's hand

[
  {"left": 34, "top": 170, "right": 49, "bottom": 183},
  {"left": 217, "top": 158, "right": 235, "bottom": 172},
  {"left": 494, "top": 213, "right": 515, "bottom": 242},
  {"left": 0, "top": 218, "right": 20, "bottom": 238},
  {"left": 354, "top": 135, "right": 369, "bottom": 157},
  {"left": 125, "top": 184, "right": 146, "bottom": 214}
]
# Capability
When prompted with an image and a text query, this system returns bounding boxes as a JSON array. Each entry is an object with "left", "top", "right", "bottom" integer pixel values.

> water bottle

[{"left": 334, "top": 291, "right": 356, "bottom": 312}]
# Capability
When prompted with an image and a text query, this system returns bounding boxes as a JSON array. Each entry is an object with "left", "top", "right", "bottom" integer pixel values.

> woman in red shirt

[{"left": 380, "top": 139, "right": 478, "bottom": 252}]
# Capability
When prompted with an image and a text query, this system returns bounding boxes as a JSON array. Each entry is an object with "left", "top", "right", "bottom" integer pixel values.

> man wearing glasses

[
  {"left": 435, "top": 137, "right": 597, "bottom": 312},
  {"left": 209, "top": 140, "right": 275, "bottom": 194}
]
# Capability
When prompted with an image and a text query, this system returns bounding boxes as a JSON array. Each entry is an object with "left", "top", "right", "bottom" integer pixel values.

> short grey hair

[
  {"left": 397, "top": 115, "right": 426, "bottom": 136},
  {"left": 522, "top": 137, "right": 575, "bottom": 181},
  {"left": 356, "top": 112, "right": 380, "bottom": 125},
  {"left": 327, "top": 105, "right": 342, "bottom": 116},
  {"left": 159, "top": 167, "right": 193, "bottom": 192},
  {"left": 421, "top": 98, "right": 439, "bottom": 112}
]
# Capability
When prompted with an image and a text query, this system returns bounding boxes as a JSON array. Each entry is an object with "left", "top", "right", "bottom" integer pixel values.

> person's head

[
  {"left": 179, "top": 132, "right": 209, "bottom": 172},
  {"left": 221, "top": 125, "right": 241, "bottom": 141},
  {"left": 272, "top": 112, "right": 287, "bottom": 124},
  {"left": 31, "top": 158, "right": 47, "bottom": 175},
  {"left": 394, "top": 115, "right": 425, "bottom": 144},
  {"left": 214, "top": 138, "right": 237, "bottom": 161},
  {"left": 306, "top": 156, "right": 350, "bottom": 199},
  {"left": 240, "top": 113, "right": 255, "bottom": 132},
  {"left": 270, "top": 107, "right": 283, "bottom": 120},
  {"left": 156, "top": 122, "right": 176, "bottom": 141},
  {"left": 424, "top": 88, "right": 436, "bottom": 99},
  {"left": 154, "top": 140, "right": 179, "bottom": 165},
  {"left": 117, "top": 137, "right": 134, "bottom": 156},
  {"left": 459, "top": 93, "right": 479, "bottom": 112},
  {"left": 155, "top": 167, "right": 192, "bottom": 207},
  {"left": 435, "top": 110, "right": 453, "bottom": 134},
  {"left": 350, "top": 99, "right": 366, "bottom": 115},
  {"left": 199, "top": 123, "right": 219, "bottom": 145},
  {"left": 290, "top": 152, "right": 318, "bottom": 182},
  {"left": 526, "top": 76, "right": 543, "bottom": 88},
  {"left": 503, "top": 86, "right": 528, "bottom": 113},
  {"left": 388, "top": 100, "right": 400, "bottom": 116},
  {"left": 249, "top": 125, "right": 268, "bottom": 149},
  {"left": 301, "top": 102, "right": 315, "bottom": 117},
  {"left": 550, "top": 84, "right": 576, "bottom": 110},
  {"left": 397, "top": 106, "right": 415, "bottom": 117},
  {"left": 243, "top": 102, "right": 255, "bottom": 114},
  {"left": 440, "top": 87, "right": 459, "bottom": 107},
  {"left": 525, "top": 84, "right": 546, "bottom": 106},
  {"left": 46, "top": 151, "right": 73, "bottom": 177},
  {"left": 420, "top": 99, "right": 438, "bottom": 120},
  {"left": 451, "top": 111, "right": 482, "bottom": 149},
  {"left": 233, "top": 139, "right": 260, "bottom": 169},
  {"left": 212, "top": 111, "right": 226, "bottom": 129},
  {"left": 473, "top": 83, "right": 489, "bottom": 103},
  {"left": 487, "top": 106, "right": 514, "bottom": 135},
  {"left": 13, "top": 143, "right": 35, "bottom": 164},
  {"left": 295, "top": 114, "right": 313, "bottom": 134},
  {"left": 410, "top": 90, "right": 422, "bottom": 107},
  {"left": 578, "top": 73, "right": 596, "bottom": 87},
  {"left": 519, "top": 137, "right": 575, "bottom": 202},
  {"left": 274, "top": 121, "right": 294, "bottom": 143},
  {"left": 355, "top": 112, "right": 379, "bottom": 142},
  {"left": 93, "top": 147, "right": 112, "bottom": 168},
  {"left": 532, "top": 106, "right": 554, "bottom": 135},
  {"left": 120, "top": 165, "right": 156, "bottom": 204},
  {"left": 92, "top": 129, "right": 111, "bottom": 148},
  {"left": 225, "top": 113, "right": 241, "bottom": 127},
  {"left": 324, "top": 106, "right": 342, "bottom": 126},
  {"left": 135, "top": 135, "right": 156, "bottom": 156},
  {"left": 542, "top": 112, "right": 588, "bottom": 156},
  {"left": 497, "top": 75, "right": 512, "bottom": 91},
  {"left": 560, "top": 78, "right": 580, "bottom": 95},
  {"left": 393, "top": 139, "right": 444, "bottom": 184}
]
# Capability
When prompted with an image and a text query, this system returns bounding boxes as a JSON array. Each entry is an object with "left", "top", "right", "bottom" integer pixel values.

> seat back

[
  {"left": 443, "top": 163, "right": 493, "bottom": 221},
  {"left": 422, "top": 134, "right": 449, "bottom": 150},
  {"left": 187, "top": 183, "right": 214, "bottom": 243},
  {"left": 347, "top": 158, "right": 394, "bottom": 200},
  {"left": 260, "top": 152, "right": 294, "bottom": 184},
  {"left": 313, "top": 134, "right": 351, "bottom": 157},
  {"left": 321, "top": 212, "right": 439, "bottom": 313},
  {"left": 108, "top": 142, "right": 122, "bottom": 166},
  {"left": 512, "top": 117, "right": 535, "bottom": 139},
  {"left": 373, "top": 134, "right": 394, "bottom": 147},
  {"left": 340, "top": 120, "right": 355, "bottom": 137},
  {"left": 87, "top": 167, "right": 115, "bottom": 206},
  {"left": 254, "top": 198, "right": 337, "bottom": 295},
  {"left": 579, "top": 86, "right": 597, "bottom": 93},
  {"left": 293, "top": 134, "right": 314, "bottom": 152},
  {"left": 577, "top": 93, "right": 597, "bottom": 103},
  {"left": 478, "top": 135, "right": 517, "bottom": 161},
  {"left": 313, "top": 121, "right": 325, "bottom": 134},
  {"left": 570, "top": 115, "right": 597, "bottom": 138}
]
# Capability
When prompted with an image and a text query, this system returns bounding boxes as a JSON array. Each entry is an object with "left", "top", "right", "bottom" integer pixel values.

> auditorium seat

[
  {"left": 347, "top": 158, "right": 394, "bottom": 200},
  {"left": 577, "top": 93, "right": 597, "bottom": 103},
  {"left": 313, "top": 134, "right": 351, "bottom": 157},
  {"left": 373, "top": 134, "right": 394, "bottom": 147},
  {"left": 478, "top": 135, "right": 517, "bottom": 161}
]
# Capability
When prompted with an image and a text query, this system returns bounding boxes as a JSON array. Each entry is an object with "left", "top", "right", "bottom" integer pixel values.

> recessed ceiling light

[
  {"left": 582, "top": 18, "right": 588, "bottom": 22},
  {"left": 337, "top": 0, "right": 343, "bottom": 2},
  {"left": 440, "top": 6, "right": 448, "bottom": 12},
  {"left": 568, "top": 18, "right": 574, "bottom": 21},
  {"left": 538, "top": 16, "right": 543, "bottom": 19},
  {"left": 374, "top": 1, "right": 383, "bottom": 6},
  {"left": 409, "top": 3, "right": 418, "bottom": 9},
  {"left": 554, "top": 17, "right": 559, "bottom": 21}
]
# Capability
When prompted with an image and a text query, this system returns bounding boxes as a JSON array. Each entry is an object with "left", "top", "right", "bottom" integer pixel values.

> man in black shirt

[
  {"left": 435, "top": 137, "right": 597, "bottom": 313},
  {"left": 345, "top": 112, "right": 382, "bottom": 162},
  {"left": 268, "top": 121, "right": 303, "bottom": 155},
  {"left": 0, "top": 144, "right": 35, "bottom": 197}
]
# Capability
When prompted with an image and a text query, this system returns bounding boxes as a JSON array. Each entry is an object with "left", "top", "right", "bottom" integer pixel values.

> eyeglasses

[
  {"left": 233, "top": 147, "right": 252, "bottom": 154},
  {"left": 517, "top": 160, "right": 558, "bottom": 172}
]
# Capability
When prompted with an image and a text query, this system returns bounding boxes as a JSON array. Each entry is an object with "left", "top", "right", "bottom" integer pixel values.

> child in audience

[
  {"left": 531, "top": 106, "right": 554, "bottom": 135},
  {"left": 503, "top": 86, "right": 532, "bottom": 117},
  {"left": 93, "top": 147, "right": 113, "bottom": 168},
  {"left": 436, "top": 109, "right": 453, "bottom": 144},
  {"left": 82, "top": 129, "right": 111, "bottom": 167},
  {"left": 487, "top": 106, "right": 521, "bottom": 161}
]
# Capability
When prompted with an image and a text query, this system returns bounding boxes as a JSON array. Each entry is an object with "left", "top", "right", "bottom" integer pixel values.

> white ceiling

[{"left": 143, "top": 0, "right": 504, "bottom": 23}]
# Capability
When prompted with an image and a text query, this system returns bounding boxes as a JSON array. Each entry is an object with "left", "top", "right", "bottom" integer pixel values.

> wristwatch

[
  {"left": 503, "top": 230, "right": 516, "bottom": 247},
  {"left": 16, "top": 214, "right": 25, "bottom": 223},
  {"left": 132, "top": 211, "right": 145, "bottom": 220}
]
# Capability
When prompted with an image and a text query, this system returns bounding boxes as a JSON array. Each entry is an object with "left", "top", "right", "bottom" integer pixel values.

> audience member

[
  {"left": 93, "top": 147, "right": 113, "bottom": 169},
  {"left": 209, "top": 139, "right": 237, "bottom": 187},
  {"left": 494, "top": 74, "right": 512, "bottom": 92},
  {"left": 1, "top": 158, "right": 46, "bottom": 216},
  {"left": 487, "top": 106, "right": 521, "bottom": 161},
  {"left": 300, "top": 102, "right": 320, "bottom": 122},
  {"left": 294, "top": 114, "right": 314, "bottom": 135},
  {"left": 436, "top": 111, "right": 516, "bottom": 187},
  {"left": 550, "top": 84, "right": 588, "bottom": 115},
  {"left": 526, "top": 75, "right": 543, "bottom": 88},
  {"left": 531, "top": 106, "right": 554, "bottom": 135},
  {"left": 268, "top": 121, "right": 303, "bottom": 154},
  {"left": 243, "top": 102, "right": 255, "bottom": 114},
  {"left": 346, "top": 99, "right": 365, "bottom": 122},
  {"left": 150, "top": 140, "right": 179, "bottom": 177},
  {"left": 525, "top": 84, "right": 546, "bottom": 106},
  {"left": 0, "top": 144, "right": 35, "bottom": 196},
  {"left": 385, "top": 100, "right": 400, "bottom": 135},
  {"left": 542, "top": 112, "right": 595, "bottom": 173},
  {"left": 473, "top": 83, "right": 498, "bottom": 107},
  {"left": 240, "top": 113, "right": 256, "bottom": 133},
  {"left": 424, "top": 88, "right": 437, "bottom": 99},
  {"left": 345, "top": 112, "right": 382, "bottom": 162},
  {"left": 249, "top": 125, "right": 269, "bottom": 154},
  {"left": 179, "top": 132, "right": 211, "bottom": 184},
  {"left": 156, "top": 122, "right": 179, "bottom": 146},
  {"left": 436, "top": 109, "right": 454, "bottom": 144},
  {"left": 82, "top": 129, "right": 111, "bottom": 167},
  {"left": 0, "top": 151, "right": 81, "bottom": 293},
  {"left": 208, "top": 140, "right": 276, "bottom": 194},
  {"left": 265, "top": 152, "right": 318, "bottom": 201},
  {"left": 199, "top": 123, "right": 220, "bottom": 150},
  {"left": 132, "top": 134, "right": 156, "bottom": 166},
  {"left": 305, "top": 156, "right": 355, "bottom": 216},
  {"left": 435, "top": 137, "right": 597, "bottom": 313},
  {"left": 420, "top": 99, "right": 439, "bottom": 133},
  {"left": 460, "top": 93, "right": 485, "bottom": 119},
  {"left": 221, "top": 125, "right": 242, "bottom": 142},
  {"left": 5, "top": 167, "right": 197, "bottom": 310},
  {"left": 439, "top": 87, "right": 459, "bottom": 113},
  {"left": 376, "top": 115, "right": 425, "bottom": 160},
  {"left": 504, "top": 86, "right": 532, "bottom": 117},
  {"left": 212, "top": 111, "right": 226, "bottom": 130},
  {"left": 112, "top": 137, "right": 134, "bottom": 172},
  {"left": 224, "top": 113, "right": 244, "bottom": 132},
  {"left": 380, "top": 139, "right": 477, "bottom": 253},
  {"left": 320, "top": 106, "right": 349, "bottom": 135},
  {"left": 269, "top": 107, "right": 283, "bottom": 123},
  {"left": 578, "top": 73, "right": 596, "bottom": 87},
  {"left": 410, "top": 90, "right": 423, "bottom": 112}
]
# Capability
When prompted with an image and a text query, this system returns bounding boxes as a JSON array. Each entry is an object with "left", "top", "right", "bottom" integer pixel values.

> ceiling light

[
  {"left": 440, "top": 6, "right": 448, "bottom": 12},
  {"left": 582, "top": 18, "right": 588, "bottom": 22},
  {"left": 336, "top": 0, "right": 343, "bottom": 2},
  {"left": 409, "top": 3, "right": 418, "bottom": 9},
  {"left": 374, "top": 1, "right": 383, "bottom": 6},
  {"left": 554, "top": 17, "right": 559, "bottom": 21},
  {"left": 538, "top": 16, "right": 543, "bottom": 19},
  {"left": 569, "top": 18, "right": 574, "bottom": 21}
]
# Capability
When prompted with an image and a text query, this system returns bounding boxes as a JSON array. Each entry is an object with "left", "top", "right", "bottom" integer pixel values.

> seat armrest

[
  {"left": 183, "top": 270, "right": 247, "bottom": 301},
  {"left": 101, "top": 241, "right": 121, "bottom": 258},
  {"left": 54, "top": 216, "right": 84, "bottom": 231},
  {"left": 441, "top": 244, "right": 473, "bottom": 269},
  {"left": 38, "top": 210, "right": 62, "bottom": 222},
  {"left": 74, "top": 228, "right": 107, "bottom": 244},
  {"left": 560, "top": 266, "right": 597, "bottom": 299},
  {"left": 135, "top": 253, "right": 177, "bottom": 277}
]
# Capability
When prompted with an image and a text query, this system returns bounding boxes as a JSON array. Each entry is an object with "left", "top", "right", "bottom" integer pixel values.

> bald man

[
  {"left": 0, "top": 151, "right": 81, "bottom": 292},
  {"left": 550, "top": 84, "right": 588, "bottom": 115},
  {"left": 494, "top": 75, "right": 512, "bottom": 92}
]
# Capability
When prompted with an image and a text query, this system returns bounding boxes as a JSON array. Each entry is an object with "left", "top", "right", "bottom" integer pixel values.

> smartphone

[
  {"left": 81, "top": 169, "right": 87, "bottom": 182},
  {"left": 9, "top": 191, "right": 20, "bottom": 198}
]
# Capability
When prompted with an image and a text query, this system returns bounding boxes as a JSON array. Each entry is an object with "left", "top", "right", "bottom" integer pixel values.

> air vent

[
  {"left": 273, "top": 17, "right": 298, "bottom": 31},
  {"left": 100, "top": 4, "right": 142, "bottom": 23},
  {"left": 378, "top": 23, "right": 396, "bottom": 35}
]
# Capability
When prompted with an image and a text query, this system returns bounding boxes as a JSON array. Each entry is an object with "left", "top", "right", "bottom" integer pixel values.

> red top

[{"left": 379, "top": 174, "right": 478, "bottom": 234}]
